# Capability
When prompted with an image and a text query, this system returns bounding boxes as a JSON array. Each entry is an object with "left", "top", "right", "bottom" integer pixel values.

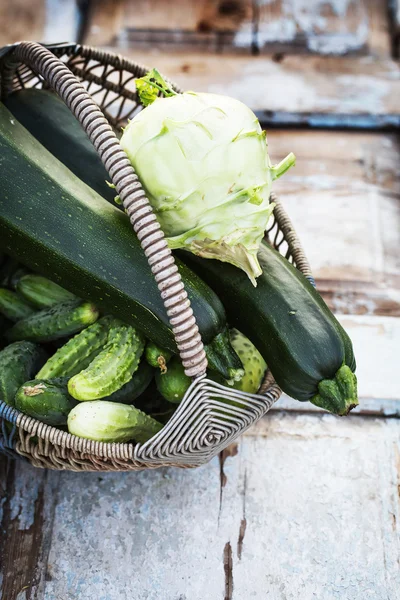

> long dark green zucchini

[
  {"left": 0, "top": 102, "right": 240, "bottom": 379},
  {"left": 179, "top": 243, "right": 358, "bottom": 416},
  {"left": 4, "top": 89, "right": 116, "bottom": 204}
]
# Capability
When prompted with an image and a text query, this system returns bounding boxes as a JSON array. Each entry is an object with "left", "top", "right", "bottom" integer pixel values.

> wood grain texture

[
  {"left": 269, "top": 129, "right": 400, "bottom": 316},
  {"left": 84, "top": 0, "right": 392, "bottom": 56},
  {"left": 106, "top": 49, "right": 400, "bottom": 117},
  {"left": 0, "top": 458, "right": 60, "bottom": 600},
  {"left": 1, "top": 412, "right": 399, "bottom": 599},
  {"left": 0, "top": 0, "right": 46, "bottom": 47},
  {"left": 0, "top": 0, "right": 80, "bottom": 47}
]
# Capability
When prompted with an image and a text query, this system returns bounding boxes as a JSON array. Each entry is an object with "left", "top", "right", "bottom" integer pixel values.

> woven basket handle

[{"left": 1, "top": 41, "right": 207, "bottom": 378}]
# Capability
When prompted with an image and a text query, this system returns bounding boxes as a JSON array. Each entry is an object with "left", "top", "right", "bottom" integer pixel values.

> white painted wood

[
  {"left": 270, "top": 131, "right": 400, "bottom": 286},
  {"left": 116, "top": 51, "right": 400, "bottom": 116},
  {"left": 43, "top": 0, "right": 81, "bottom": 44},
  {"left": 16, "top": 412, "right": 395, "bottom": 599},
  {"left": 337, "top": 315, "right": 400, "bottom": 400}
]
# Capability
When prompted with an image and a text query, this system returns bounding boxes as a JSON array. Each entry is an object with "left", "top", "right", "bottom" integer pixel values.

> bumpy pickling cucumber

[
  {"left": 225, "top": 329, "right": 267, "bottom": 394},
  {"left": 6, "top": 300, "right": 99, "bottom": 343},
  {"left": 105, "top": 361, "right": 154, "bottom": 404},
  {"left": 68, "top": 320, "right": 145, "bottom": 400},
  {"left": 37, "top": 315, "right": 113, "bottom": 379},
  {"left": 15, "top": 379, "right": 77, "bottom": 426},
  {"left": 0, "top": 289, "right": 36, "bottom": 321},
  {"left": 68, "top": 400, "right": 163, "bottom": 443},
  {"left": 145, "top": 342, "right": 173, "bottom": 373},
  {"left": 0, "top": 341, "right": 47, "bottom": 406},
  {"left": 210, "top": 328, "right": 267, "bottom": 395},
  {"left": 17, "top": 274, "right": 77, "bottom": 308},
  {"left": 155, "top": 357, "right": 191, "bottom": 404}
]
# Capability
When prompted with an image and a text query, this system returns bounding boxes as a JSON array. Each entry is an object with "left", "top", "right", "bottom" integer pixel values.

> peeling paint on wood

[
  {"left": 270, "top": 130, "right": 400, "bottom": 293},
  {"left": 0, "top": 461, "right": 60, "bottom": 600},
  {"left": 1, "top": 412, "right": 399, "bottom": 599},
  {"left": 223, "top": 541, "right": 234, "bottom": 600},
  {"left": 115, "top": 50, "right": 400, "bottom": 117},
  {"left": 84, "top": 0, "right": 391, "bottom": 57}
]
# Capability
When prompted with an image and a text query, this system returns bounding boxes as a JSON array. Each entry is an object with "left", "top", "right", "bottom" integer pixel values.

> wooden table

[{"left": 0, "top": 1, "right": 399, "bottom": 598}]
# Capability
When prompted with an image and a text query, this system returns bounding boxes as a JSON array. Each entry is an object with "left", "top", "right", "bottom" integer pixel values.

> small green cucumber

[
  {"left": 205, "top": 328, "right": 244, "bottom": 383},
  {"left": 15, "top": 379, "right": 77, "bottom": 426},
  {"left": 68, "top": 400, "right": 163, "bottom": 443},
  {"left": 6, "top": 300, "right": 99, "bottom": 343},
  {"left": 105, "top": 360, "right": 154, "bottom": 404},
  {"left": 225, "top": 329, "right": 266, "bottom": 394},
  {"left": 210, "top": 329, "right": 267, "bottom": 394},
  {"left": 68, "top": 320, "right": 145, "bottom": 400},
  {"left": 145, "top": 342, "right": 173, "bottom": 372},
  {"left": 36, "top": 315, "right": 113, "bottom": 380},
  {"left": 17, "top": 274, "right": 77, "bottom": 308},
  {"left": 0, "top": 341, "right": 47, "bottom": 406},
  {"left": 0, "top": 289, "right": 36, "bottom": 321},
  {"left": 155, "top": 357, "right": 191, "bottom": 404}
]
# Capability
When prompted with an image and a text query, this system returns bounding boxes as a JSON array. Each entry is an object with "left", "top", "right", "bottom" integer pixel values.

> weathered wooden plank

[
  {"left": 269, "top": 130, "right": 400, "bottom": 290},
  {"left": 2, "top": 412, "right": 395, "bottom": 599},
  {"left": 0, "top": 0, "right": 80, "bottom": 47},
  {"left": 84, "top": 0, "right": 126, "bottom": 47},
  {"left": 318, "top": 279, "right": 400, "bottom": 317},
  {"left": 0, "top": 0, "right": 46, "bottom": 47},
  {"left": 84, "top": 0, "right": 392, "bottom": 57},
  {"left": 0, "top": 457, "right": 60, "bottom": 600},
  {"left": 110, "top": 50, "right": 400, "bottom": 117},
  {"left": 268, "top": 129, "right": 400, "bottom": 316}
]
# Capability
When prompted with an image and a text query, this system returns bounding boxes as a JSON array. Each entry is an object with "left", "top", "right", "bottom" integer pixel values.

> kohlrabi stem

[{"left": 270, "top": 152, "right": 296, "bottom": 180}]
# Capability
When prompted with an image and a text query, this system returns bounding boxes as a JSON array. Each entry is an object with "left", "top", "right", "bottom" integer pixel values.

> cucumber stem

[
  {"left": 270, "top": 152, "right": 296, "bottom": 181},
  {"left": 310, "top": 365, "right": 358, "bottom": 416}
]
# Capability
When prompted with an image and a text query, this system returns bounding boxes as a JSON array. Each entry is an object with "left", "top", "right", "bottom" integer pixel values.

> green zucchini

[
  {"left": 4, "top": 89, "right": 117, "bottom": 204},
  {"left": 180, "top": 243, "right": 358, "bottom": 416},
  {"left": 68, "top": 400, "right": 163, "bottom": 443},
  {"left": 6, "top": 300, "right": 99, "bottom": 343},
  {"left": 0, "top": 341, "right": 47, "bottom": 406},
  {"left": 0, "top": 288, "right": 36, "bottom": 321},
  {"left": 68, "top": 319, "right": 145, "bottom": 400},
  {"left": 17, "top": 274, "right": 77, "bottom": 308},
  {"left": 104, "top": 360, "right": 154, "bottom": 404},
  {"left": 36, "top": 315, "right": 113, "bottom": 380},
  {"left": 15, "top": 378, "right": 77, "bottom": 426},
  {"left": 0, "top": 102, "right": 240, "bottom": 380}
]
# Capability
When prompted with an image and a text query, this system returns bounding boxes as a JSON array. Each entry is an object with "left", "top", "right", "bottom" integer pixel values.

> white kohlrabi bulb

[{"left": 121, "top": 90, "right": 294, "bottom": 284}]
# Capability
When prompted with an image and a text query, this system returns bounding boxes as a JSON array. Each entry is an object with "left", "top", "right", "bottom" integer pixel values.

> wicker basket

[{"left": 0, "top": 42, "right": 313, "bottom": 471}]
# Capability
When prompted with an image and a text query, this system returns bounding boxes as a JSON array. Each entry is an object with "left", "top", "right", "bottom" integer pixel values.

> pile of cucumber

[
  {"left": 0, "top": 257, "right": 267, "bottom": 443},
  {"left": 0, "top": 89, "right": 358, "bottom": 445}
]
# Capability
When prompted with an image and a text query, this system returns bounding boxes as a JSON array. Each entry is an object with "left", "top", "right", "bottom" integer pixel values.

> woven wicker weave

[{"left": 0, "top": 42, "right": 312, "bottom": 471}]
